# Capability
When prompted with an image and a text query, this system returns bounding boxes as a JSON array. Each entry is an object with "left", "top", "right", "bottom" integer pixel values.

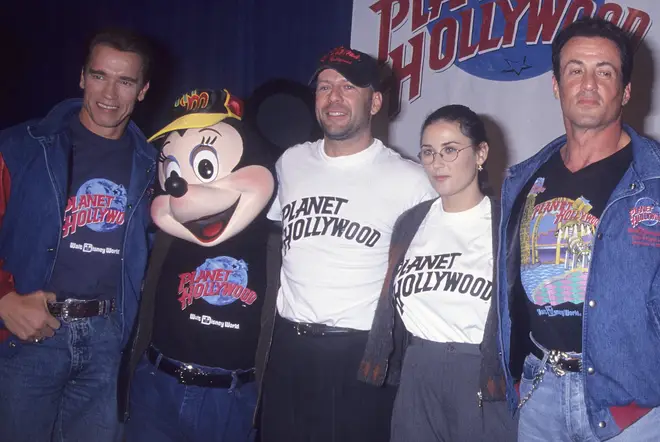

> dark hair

[
  {"left": 421, "top": 104, "right": 493, "bottom": 195},
  {"left": 84, "top": 27, "right": 154, "bottom": 84},
  {"left": 552, "top": 17, "right": 633, "bottom": 86}
]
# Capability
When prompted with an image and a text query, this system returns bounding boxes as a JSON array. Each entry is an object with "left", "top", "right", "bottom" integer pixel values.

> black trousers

[{"left": 260, "top": 316, "right": 397, "bottom": 442}]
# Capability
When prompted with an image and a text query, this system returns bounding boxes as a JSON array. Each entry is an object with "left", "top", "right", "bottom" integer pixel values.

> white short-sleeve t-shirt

[
  {"left": 394, "top": 196, "right": 493, "bottom": 344},
  {"left": 267, "top": 138, "right": 437, "bottom": 330}
]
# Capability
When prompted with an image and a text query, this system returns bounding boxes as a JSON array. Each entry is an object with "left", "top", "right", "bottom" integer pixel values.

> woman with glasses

[{"left": 359, "top": 104, "right": 517, "bottom": 441}]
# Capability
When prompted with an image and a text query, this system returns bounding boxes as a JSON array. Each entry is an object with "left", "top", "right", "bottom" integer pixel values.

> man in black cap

[{"left": 257, "top": 46, "right": 436, "bottom": 442}]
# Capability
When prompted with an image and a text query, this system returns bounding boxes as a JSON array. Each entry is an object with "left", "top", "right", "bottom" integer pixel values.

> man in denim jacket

[
  {"left": 0, "top": 28, "right": 156, "bottom": 442},
  {"left": 497, "top": 17, "right": 660, "bottom": 441}
]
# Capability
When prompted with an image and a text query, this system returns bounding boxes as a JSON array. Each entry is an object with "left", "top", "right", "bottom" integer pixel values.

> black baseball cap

[{"left": 309, "top": 46, "right": 382, "bottom": 91}]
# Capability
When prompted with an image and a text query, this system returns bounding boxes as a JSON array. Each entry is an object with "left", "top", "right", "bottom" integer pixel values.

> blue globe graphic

[
  {"left": 634, "top": 197, "right": 660, "bottom": 227},
  {"left": 426, "top": 0, "right": 606, "bottom": 81},
  {"left": 76, "top": 178, "right": 127, "bottom": 232},
  {"left": 199, "top": 256, "right": 249, "bottom": 306}
]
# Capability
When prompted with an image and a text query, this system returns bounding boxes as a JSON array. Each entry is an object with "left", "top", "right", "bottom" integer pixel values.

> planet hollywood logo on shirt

[
  {"left": 177, "top": 256, "right": 258, "bottom": 310},
  {"left": 393, "top": 252, "right": 493, "bottom": 314},
  {"left": 369, "top": 0, "right": 652, "bottom": 116},
  {"left": 628, "top": 197, "right": 660, "bottom": 248},
  {"left": 629, "top": 197, "right": 660, "bottom": 228},
  {"left": 280, "top": 195, "right": 382, "bottom": 254},
  {"left": 62, "top": 178, "right": 127, "bottom": 237}
]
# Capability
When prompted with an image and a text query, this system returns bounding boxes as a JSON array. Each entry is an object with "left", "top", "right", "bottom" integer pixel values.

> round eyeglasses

[{"left": 417, "top": 145, "right": 473, "bottom": 165}]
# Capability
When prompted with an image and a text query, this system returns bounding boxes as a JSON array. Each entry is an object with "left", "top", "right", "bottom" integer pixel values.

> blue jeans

[
  {"left": 518, "top": 353, "right": 660, "bottom": 441},
  {"left": 0, "top": 314, "right": 123, "bottom": 442},
  {"left": 125, "top": 354, "right": 258, "bottom": 442}
]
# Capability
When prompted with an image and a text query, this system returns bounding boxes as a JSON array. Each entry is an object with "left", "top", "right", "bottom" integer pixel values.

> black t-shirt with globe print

[
  {"left": 47, "top": 116, "right": 133, "bottom": 301},
  {"left": 518, "top": 144, "right": 631, "bottom": 353},
  {"left": 151, "top": 217, "right": 269, "bottom": 370}
]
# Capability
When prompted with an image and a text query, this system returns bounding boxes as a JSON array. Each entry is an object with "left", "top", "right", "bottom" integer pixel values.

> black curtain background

[{"left": 0, "top": 0, "right": 354, "bottom": 138}]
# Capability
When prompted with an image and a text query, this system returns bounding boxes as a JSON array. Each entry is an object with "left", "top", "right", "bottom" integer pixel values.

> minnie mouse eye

[{"left": 192, "top": 149, "right": 219, "bottom": 183}]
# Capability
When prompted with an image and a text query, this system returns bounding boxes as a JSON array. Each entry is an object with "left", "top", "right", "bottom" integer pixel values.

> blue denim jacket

[
  {"left": 0, "top": 98, "right": 156, "bottom": 354},
  {"left": 497, "top": 124, "right": 660, "bottom": 440}
]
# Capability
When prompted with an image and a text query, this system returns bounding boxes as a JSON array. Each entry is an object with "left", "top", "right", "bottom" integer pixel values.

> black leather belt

[
  {"left": 532, "top": 347, "right": 582, "bottom": 374},
  {"left": 278, "top": 315, "right": 365, "bottom": 336},
  {"left": 47, "top": 298, "right": 115, "bottom": 321},
  {"left": 147, "top": 346, "right": 254, "bottom": 388}
]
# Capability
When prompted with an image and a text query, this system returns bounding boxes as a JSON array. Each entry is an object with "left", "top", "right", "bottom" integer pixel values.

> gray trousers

[{"left": 391, "top": 336, "right": 518, "bottom": 442}]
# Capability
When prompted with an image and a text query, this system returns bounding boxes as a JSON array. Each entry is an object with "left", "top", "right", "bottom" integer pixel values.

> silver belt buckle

[
  {"left": 178, "top": 364, "right": 204, "bottom": 384},
  {"left": 61, "top": 298, "right": 82, "bottom": 322},
  {"left": 295, "top": 323, "right": 307, "bottom": 336},
  {"left": 547, "top": 349, "right": 572, "bottom": 377}
]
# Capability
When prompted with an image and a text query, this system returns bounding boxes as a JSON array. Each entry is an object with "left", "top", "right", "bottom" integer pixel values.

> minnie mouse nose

[{"left": 165, "top": 174, "right": 188, "bottom": 198}]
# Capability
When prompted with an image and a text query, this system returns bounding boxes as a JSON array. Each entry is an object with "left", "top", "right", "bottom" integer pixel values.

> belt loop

[{"left": 228, "top": 371, "right": 239, "bottom": 393}]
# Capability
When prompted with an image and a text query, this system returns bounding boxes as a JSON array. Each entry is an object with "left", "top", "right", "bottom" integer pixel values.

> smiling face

[
  {"left": 150, "top": 120, "right": 275, "bottom": 246},
  {"left": 314, "top": 69, "right": 381, "bottom": 141},
  {"left": 79, "top": 44, "right": 150, "bottom": 139}
]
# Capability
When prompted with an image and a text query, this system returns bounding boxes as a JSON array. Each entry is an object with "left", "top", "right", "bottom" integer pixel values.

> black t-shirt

[
  {"left": 151, "top": 217, "right": 269, "bottom": 369},
  {"left": 47, "top": 117, "right": 133, "bottom": 301},
  {"left": 518, "top": 144, "right": 632, "bottom": 352}
]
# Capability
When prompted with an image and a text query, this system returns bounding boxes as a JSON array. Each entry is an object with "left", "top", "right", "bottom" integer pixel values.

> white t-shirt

[
  {"left": 394, "top": 196, "right": 493, "bottom": 344},
  {"left": 267, "top": 138, "right": 437, "bottom": 330}
]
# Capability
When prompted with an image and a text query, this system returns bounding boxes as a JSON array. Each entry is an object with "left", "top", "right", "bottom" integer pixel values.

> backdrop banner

[{"left": 350, "top": 0, "right": 657, "bottom": 183}]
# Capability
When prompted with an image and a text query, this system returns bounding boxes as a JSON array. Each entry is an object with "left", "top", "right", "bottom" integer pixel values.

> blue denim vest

[
  {"left": 497, "top": 124, "right": 660, "bottom": 440},
  {"left": 0, "top": 99, "right": 156, "bottom": 354}
]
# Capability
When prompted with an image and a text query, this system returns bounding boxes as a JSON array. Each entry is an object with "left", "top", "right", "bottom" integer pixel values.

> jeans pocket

[{"left": 518, "top": 355, "right": 541, "bottom": 401}]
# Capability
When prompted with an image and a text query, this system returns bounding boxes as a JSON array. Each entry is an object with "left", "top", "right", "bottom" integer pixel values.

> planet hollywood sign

[{"left": 368, "top": 0, "right": 653, "bottom": 116}]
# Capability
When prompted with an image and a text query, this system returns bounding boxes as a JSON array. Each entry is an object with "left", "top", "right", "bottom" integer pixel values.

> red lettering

[
  {"left": 192, "top": 283, "right": 205, "bottom": 299},
  {"left": 231, "top": 284, "right": 244, "bottom": 299},
  {"left": 241, "top": 290, "right": 257, "bottom": 305},
  {"left": 388, "top": 32, "right": 425, "bottom": 117},
  {"left": 457, "top": 8, "right": 478, "bottom": 61},
  {"left": 596, "top": 3, "right": 623, "bottom": 26},
  {"left": 105, "top": 210, "right": 119, "bottom": 224},
  {"left": 498, "top": 0, "right": 531, "bottom": 48},
  {"left": 563, "top": 0, "right": 597, "bottom": 29},
  {"left": 527, "top": 0, "right": 570, "bottom": 44},
  {"left": 76, "top": 210, "right": 88, "bottom": 227},
  {"left": 219, "top": 282, "right": 234, "bottom": 297},
  {"left": 411, "top": 0, "right": 429, "bottom": 33},
  {"left": 371, "top": 0, "right": 410, "bottom": 62},
  {"left": 478, "top": 1, "right": 502, "bottom": 53},
  {"left": 212, "top": 269, "right": 231, "bottom": 282},
  {"left": 620, "top": 8, "right": 652, "bottom": 49},
  {"left": 178, "top": 289, "right": 193, "bottom": 310},
  {"left": 65, "top": 196, "right": 76, "bottom": 213},
  {"left": 187, "top": 94, "right": 200, "bottom": 111},
  {"left": 62, "top": 212, "right": 77, "bottom": 237},
  {"left": 177, "top": 272, "right": 193, "bottom": 294},
  {"left": 429, "top": 17, "right": 458, "bottom": 71}
]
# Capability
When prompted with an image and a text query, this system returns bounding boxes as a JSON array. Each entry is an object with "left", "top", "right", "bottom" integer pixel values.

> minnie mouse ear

[{"left": 244, "top": 78, "right": 321, "bottom": 152}]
